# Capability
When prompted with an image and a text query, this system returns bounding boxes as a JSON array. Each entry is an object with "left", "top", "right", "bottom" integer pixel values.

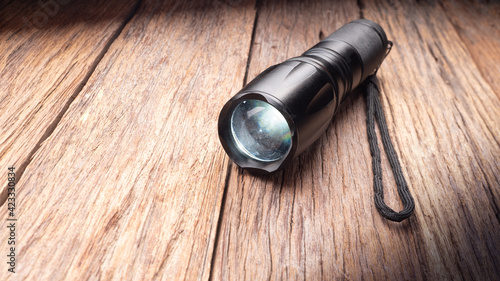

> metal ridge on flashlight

[{"left": 218, "top": 19, "right": 391, "bottom": 173}]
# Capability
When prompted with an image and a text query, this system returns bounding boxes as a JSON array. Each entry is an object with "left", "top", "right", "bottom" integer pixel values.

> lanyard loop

[{"left": 365, "top": 75, "right": 415, "bottom": 222}]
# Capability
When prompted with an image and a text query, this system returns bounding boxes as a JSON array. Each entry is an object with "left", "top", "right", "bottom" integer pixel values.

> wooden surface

[
  {"left": 1, "top": 0, "right": 499, "bottom": 280},
  {"left": 0, "top": 0, "right": 140, "bottom": 202}
]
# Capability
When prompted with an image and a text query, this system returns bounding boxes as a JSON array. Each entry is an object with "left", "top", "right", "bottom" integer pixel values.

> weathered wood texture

[
  {"left": 212, "top": 0, "right": 500, "bottom": 280},
  {"left": 1, "top": 0, "right": 499, "bottom": 280},
  {"left": 0, "top": 0, "right": 255, "bottom": 280},
  {"left": 362, "top": 0, "right": 500, "bottom": 279},
  {"left": 441, "top": 0, "right": 500, "bottom": 96},
  {"left": 0, "top": 0, "right": 139, "bottom": 202}
]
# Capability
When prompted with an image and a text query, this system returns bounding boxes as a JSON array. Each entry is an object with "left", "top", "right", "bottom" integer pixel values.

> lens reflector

[{"left": 230, "top": 100, "right": 291, "bottom": 162}]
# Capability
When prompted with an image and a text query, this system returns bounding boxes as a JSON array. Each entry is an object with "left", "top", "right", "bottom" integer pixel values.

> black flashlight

[{"left": 218, "top": 19, "right": 391, "bottom": 173}]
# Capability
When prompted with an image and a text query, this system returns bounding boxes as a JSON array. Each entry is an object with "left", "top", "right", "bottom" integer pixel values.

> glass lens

[{"left": 230, "top": 100, "right": 291, "bottom": 162}]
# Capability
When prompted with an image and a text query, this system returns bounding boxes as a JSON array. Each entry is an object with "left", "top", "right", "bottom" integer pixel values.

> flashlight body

[{"left": 219, "top": 19, "right": 390, "bottom": 173}]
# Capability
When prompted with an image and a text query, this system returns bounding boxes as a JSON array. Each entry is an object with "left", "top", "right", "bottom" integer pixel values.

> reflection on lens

[{"left": 231, "top": 100, "right": 291, "bottom": 162}]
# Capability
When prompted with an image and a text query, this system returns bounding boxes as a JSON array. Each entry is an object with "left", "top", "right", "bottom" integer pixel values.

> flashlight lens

[{"left": 230, "top": 100, "right": 292, "bottom": 162}]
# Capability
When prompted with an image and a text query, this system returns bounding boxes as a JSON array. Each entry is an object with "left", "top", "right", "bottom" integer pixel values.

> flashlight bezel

[{"left": 218, "top": 92, "right": 298, "bottom": 173}]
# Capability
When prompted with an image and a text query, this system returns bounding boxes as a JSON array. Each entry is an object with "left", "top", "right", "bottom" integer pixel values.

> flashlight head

[
  {"left": 218, "top": 19, "right": 390, "bottom": 173},
  {"left": 219, "top": 92, "right": 298, "bottom": 173},
  {"left": 218, "top": 60, "right": 336, "bottom": 173}
]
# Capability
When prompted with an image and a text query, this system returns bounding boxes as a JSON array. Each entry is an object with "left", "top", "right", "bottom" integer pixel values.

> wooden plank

[
  {"left": 0, "top": 0, "right": 140, "bottom": 202},
  {"left": 212, "top": 1, "right": 368, "bottom": 280},
  {"left": 362, "top": 0, "right": 500, "bottom": 279},
  {"left": 0, "top": 0, "right": 255, "bottom": 280},
  {"left": 212, "top": 0, "right": 500, "bottom": 280},
  {"left": 441, "top": 0, "right": 500, "bottom": 96}
]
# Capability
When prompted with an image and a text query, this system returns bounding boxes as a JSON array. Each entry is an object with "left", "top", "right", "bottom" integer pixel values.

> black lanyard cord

[{"left": 365, "top": 75, "right": 415, "bottom": 222}]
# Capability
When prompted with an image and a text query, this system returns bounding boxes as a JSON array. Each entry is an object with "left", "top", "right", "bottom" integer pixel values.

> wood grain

[
  {"left": 0, "top": 0, "right": 255, "bottom": 280},
  {"left": 212, "top": 0, "right": 500, "bottom": 280},
  {"left": 212, "top": 1, "right": 374, "bottom": 280},
  {"left": 2, "top": 0, "right": 499, "bottom": 280},
  {"left": 441, "top": 0, "right": 500, "bottom": 96},
  {"left": 0, "top": 0, "right": 140, "bottom": 203},
  {"left": 363, "top": 0, "right": 500, "bottom": 279}
]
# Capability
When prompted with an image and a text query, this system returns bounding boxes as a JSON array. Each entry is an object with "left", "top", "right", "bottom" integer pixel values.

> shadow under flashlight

[{"left": 218, "top": 19, "right": 391, "bottom": 174}]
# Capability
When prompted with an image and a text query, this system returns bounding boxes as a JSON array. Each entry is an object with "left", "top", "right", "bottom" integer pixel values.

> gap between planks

[{"left": 208, "top": 1, "right": 260, "bottom": 279}]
